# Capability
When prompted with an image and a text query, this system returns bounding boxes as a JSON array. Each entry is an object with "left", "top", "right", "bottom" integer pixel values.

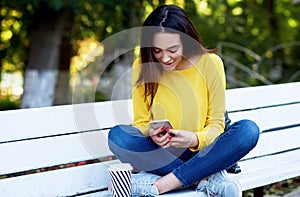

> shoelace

[{"left": 196, "top": 180, "right": 211, "bottom": 196}]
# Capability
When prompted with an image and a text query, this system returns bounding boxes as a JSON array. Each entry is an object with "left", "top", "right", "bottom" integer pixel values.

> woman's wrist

[{"left": 190, "top": 134, "right": 199, "bottom": 148}]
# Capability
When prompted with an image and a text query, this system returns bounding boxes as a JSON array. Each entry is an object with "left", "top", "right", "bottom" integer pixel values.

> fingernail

[
  {"left": 168, "top": 136, "right": 172, "bottom": 139},
  {"left": 166, "top": 128, "right": 169, "bottom": 132},
  {"left": 161, "top": 127, "right": 164, "bottom": 131}
]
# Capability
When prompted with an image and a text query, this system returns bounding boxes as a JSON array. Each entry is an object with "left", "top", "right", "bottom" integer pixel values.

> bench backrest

[{"left": 0, "top": 82, "right": 300, "bottom": 196}]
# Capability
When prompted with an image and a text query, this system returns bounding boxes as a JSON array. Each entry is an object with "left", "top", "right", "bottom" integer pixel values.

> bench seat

[{"left": 0, "top": 82, "right": 300, "bottom": 197}]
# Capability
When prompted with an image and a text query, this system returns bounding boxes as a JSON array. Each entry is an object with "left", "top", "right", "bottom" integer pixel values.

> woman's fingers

[
  {"left": 168, "top": 129, "right": 197, "bottom": 148},
  {"left": 149, "top": 127, "right": 164, "bottom": 136},
  {"left": 166, "top": 128, "right": 177, "bottom": 137}
]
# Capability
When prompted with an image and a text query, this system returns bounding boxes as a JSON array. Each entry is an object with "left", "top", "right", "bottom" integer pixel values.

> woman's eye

[
  {"left": 153, "top": 49, "right": 161, "bottom": 53},
  {"left": 169, "top": 47, "right": 179, "bottom": 53}
]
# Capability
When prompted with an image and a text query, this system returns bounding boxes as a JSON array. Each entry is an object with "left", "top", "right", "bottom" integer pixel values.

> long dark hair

[{"left": 136, "top": 5, "right": 215, "bottom": 105}]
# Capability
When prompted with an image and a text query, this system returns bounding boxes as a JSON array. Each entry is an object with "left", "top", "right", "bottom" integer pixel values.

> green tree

[
  {"left": 189, "top": 0, "right": 300, "bottom": 87},
  {"left": 1, "top": 0, "right": 299, "bottom": 109},
  {"left": 0, "top": 0, "right": 152, "bottom": 107}
]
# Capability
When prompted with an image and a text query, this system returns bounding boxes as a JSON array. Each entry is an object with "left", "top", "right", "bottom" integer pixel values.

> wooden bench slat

[
  {"left": 229, "top": 103, "right": 300, "bottom": 131},
  {"left": 230, "top": 149, "right": 300, "bottom": 191},
  {"left": 0, "top": 160, "right": 119, "bottom": 197},
  {"left": 0, "top": 100, "right": 132, "bottom": 143},
  {"left": 242, "top": 127, "right": 300, "bottom": 160},
  {"left": 226, "top": 82, "right": 300, "bottom": 111},
  {"left": 0, "top": 130, "right": 112, "bottom": 175}
]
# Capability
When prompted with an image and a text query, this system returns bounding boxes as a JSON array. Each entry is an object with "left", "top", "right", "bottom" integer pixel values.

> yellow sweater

[{"left": 132, "top": 53, "right": 226, "bottom": 151}]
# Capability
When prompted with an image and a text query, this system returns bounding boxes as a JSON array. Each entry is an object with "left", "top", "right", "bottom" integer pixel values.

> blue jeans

[{"left": 108, "top": 119, "right": 259, "bottom": 186}]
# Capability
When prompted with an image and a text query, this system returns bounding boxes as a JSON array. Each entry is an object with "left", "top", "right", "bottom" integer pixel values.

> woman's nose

[{"left": 161, "top": 52, "right": 170, "bottom": 62}]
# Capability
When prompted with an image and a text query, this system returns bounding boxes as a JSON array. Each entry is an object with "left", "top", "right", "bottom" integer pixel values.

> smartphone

[
  {"left": 150, "top": 119, "right": 174, "bottom": 136},
  {"left": 150, "top": 119, "right": 173, "bottom": 130}
]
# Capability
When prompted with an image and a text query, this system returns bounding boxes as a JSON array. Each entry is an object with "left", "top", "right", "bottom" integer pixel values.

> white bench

[{"left": 0, "top": 82, "right": 300, "bottom": 197}]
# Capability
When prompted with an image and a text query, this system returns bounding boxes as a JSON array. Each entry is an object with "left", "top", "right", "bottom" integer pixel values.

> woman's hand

[
  {"left": 167, "top": 129, "right": 199, "bottom": 148},
  {"left": 148, "top": 127, "right": 172, "bottom": 148}
]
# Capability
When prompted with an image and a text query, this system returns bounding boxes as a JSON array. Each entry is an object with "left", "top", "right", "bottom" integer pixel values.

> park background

[
  {"left": 1, "top": 0, "right": 300, "bottom": 110},
  {"left": 0, "top": 0, "right": 300, "bottom": 196}
]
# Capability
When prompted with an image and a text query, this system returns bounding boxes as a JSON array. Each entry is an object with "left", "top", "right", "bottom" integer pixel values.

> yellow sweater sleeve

[
  {"left": 190, "top": 54, "right": 226, "bottom": 151},
  {"left": 131, "top": 59, "right": 151, "bottom": 135}
]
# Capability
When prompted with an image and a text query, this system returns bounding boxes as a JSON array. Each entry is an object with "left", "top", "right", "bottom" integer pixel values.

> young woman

[{"left": 108, "top": 5, "right": 260, "bottom": 197}]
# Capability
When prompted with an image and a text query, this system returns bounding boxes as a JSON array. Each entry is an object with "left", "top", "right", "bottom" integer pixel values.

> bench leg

[{"left": 253, "top": 186, "right": 264, "bottom": 197}]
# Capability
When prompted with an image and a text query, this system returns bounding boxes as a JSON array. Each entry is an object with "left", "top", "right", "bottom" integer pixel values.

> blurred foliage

[
  {"left": 0, "top": 0, "right": 147, "bottom": 72},
  {"left": 243, "top": 176, "right": 300, "bottom": 197},
  {"left": 0, "top": 96, "right": 20, "bottom": 110},
  {"left": 95, "top": 91, "right": 108, "bottom": 102},
  {"left": 0, "top": 0, "right": 300, "bottom": 104},
  {"left": 183, "top": 0, "right": 300, "bottom": 87}
]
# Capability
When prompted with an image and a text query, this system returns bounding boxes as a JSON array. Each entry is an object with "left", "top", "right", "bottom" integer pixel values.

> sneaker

[
  {"left": 131, "top": 172, "right": 160, "bottom": 196},
  {"left": 196, "top": 170, "right": 242, "bottom": 197}
]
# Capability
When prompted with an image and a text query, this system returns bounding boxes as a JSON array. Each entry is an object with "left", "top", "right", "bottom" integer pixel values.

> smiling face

[{"left": 152, "top": 32, "right": 184, "bottom": 71}]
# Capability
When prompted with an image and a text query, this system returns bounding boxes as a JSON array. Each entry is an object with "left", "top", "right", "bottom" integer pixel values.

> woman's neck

[{"left": 176, "top": 54, "right": 201, "bottom": 70}]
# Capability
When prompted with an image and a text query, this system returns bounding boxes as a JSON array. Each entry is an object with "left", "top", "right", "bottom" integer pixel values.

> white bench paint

[{"left": 0, "top": 82, "right": 300, "bottom": 197}]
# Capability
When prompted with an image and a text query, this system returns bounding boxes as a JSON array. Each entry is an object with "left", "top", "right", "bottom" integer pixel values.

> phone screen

[{"left": 150, "top": 120, "right": 173, "bottom": 130}]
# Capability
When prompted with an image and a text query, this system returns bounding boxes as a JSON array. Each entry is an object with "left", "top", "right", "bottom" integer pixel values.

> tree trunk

[
  {"left": 54, "top": 9, "right": 73, "bottom": 106},
  {"left": 21, "top": 4, "right": 70, "bottom": 108},
  {"left": 99, "top": 5, "right": 140, "bottom": 101}
]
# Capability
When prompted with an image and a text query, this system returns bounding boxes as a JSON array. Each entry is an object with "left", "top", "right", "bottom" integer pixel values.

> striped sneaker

[{"left": 196, "top": 170, "right": 242, "bottom": 197}]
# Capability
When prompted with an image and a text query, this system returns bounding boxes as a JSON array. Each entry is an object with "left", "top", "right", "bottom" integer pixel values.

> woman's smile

[
  {"left": 152, "top": 32, "right": 183, "bottom": 70},
  {"left": 162, "top": 61, "right": 175, "bottom": 70}
]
